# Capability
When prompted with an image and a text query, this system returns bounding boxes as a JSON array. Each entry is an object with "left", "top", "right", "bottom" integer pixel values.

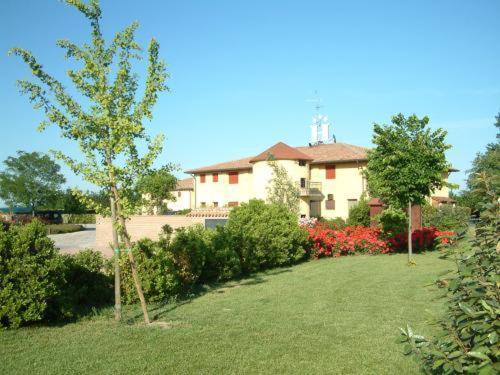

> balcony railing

[{"left": 297, "top": 180, "right": 322, "bottom": 197}]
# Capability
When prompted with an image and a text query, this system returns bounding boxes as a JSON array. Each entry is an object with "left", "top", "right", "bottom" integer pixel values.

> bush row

[
  {"left": 0, "top": 220, "right": 112, "bottom": 328},
  {"left": 119, "top": 199, "right": 310, "bottom": 304},
  {"left": 62, "top": 213, "right": 96, "bottom": 224}
]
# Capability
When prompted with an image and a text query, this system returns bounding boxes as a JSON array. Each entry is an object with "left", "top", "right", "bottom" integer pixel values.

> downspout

[{"left": 191, "top": 173, "right": 197, "bottom": 209}]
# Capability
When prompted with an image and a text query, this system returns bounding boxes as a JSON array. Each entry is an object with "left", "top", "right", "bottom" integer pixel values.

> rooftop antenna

[{"left": 306, "top": 90, "right": 336, "bottom": 145}]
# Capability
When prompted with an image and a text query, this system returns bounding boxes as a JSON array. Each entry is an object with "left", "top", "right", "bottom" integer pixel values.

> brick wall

[{"left": 95, "top": 215, "right": 205, "bottom": 257}]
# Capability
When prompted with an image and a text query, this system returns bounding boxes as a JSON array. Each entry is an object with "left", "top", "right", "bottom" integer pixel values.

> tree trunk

[
  {"left": 111, "top": 185, "right": 150, "bottom": 325},
  {"left": 408, "top": 200, "right": 413, "bottom": 263},
  {"left": 110, "top": 194, "right": 122, "bottom": 322}
]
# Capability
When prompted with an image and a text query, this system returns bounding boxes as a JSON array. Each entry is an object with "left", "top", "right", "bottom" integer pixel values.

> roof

[
  {"left": 249, "top": 142, "right": 314, "bottom": 163},
  {"left": 185, "top": 157, "right": 254, "bottom": 174},
  {"left": 296, "top": 143, "right": 368, "bottom": 164},
  {"left": 175, "top": 178, "right": 194, "bottom": 191},
  {"left": 432, "top": 196, "right": 456, "bottom": 204},
  {"left": 186, "top": 208, "right": 230, "bottom": 218},
  {"left": 186, "top": 142, "right": 368, "bottom": 174}
]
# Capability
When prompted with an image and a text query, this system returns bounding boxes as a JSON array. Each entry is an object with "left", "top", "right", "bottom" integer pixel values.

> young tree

[
  {"left": 137, "top": 165, "right": 177, "bottom": 215},
  {"left": 266, "top": 159, "right": 300, "bottom": 214},
  {"left": 0, "top": 151, "right": 65, "bottom": 216},
  {"left": 10, "top": 0, "right": 168, "bottom": 324},
  {"left": 365, "top": 114, "right": 450, "bottom": 263}
]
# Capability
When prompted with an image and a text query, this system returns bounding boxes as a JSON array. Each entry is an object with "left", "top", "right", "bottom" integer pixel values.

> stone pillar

[
  {"left": 411, "top": 204, "right": 422, "bottom": 230},
  {"left": 368, "top": 198, "right": 384, "bottom": 227}
]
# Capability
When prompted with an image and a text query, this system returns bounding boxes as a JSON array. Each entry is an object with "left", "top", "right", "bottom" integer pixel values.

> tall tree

[
  {"left": 453, "top": 113, "right": 500, "bottom": 214},
  {"left": 0, "top": 151, "right": 65, "bottom": 216},
  {"left": 137, "top": 165, "right": 177, "bottom": 215},
  {"left": 365, "top": 114, "right": 450, "bottom": 263},
  {"left": 266, "top": 159, "right": 300, "bottom": 214},
  {"left": 10, "top": 0, "right": 168, "bottom": 324}
]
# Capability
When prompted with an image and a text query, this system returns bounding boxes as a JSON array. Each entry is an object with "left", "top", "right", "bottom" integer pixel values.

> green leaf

[{"left": 467, "top": 351, "right": 490, "bottom": 361}]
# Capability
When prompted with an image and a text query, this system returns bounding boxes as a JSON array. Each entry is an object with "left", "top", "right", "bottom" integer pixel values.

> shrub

[
  {"left": 387, "top": 227, "right": 455, "bottom": 253},
  {"left": 46, "top": 223, "right": 84, "bottom": 234},
  {"left": 422, "top": 204, "right": 470, "bottom": 234},
  {"left": 119, "top": 239, "right": 181, "bottom": 304},
  {"left": 346, "top": 194, "right": 370, "bottom": 227},
  {"left": 226, "top": 199, "right": 310, "bottom": 273},
  {"left": 318, "top": 216, "right": 346, "bottom": 229},
  {"left": 200, "top": 226, "right": 241, "bottom": 282},
  {"left": 306, "top": 225, "right": 391, "bottom": 257},
  {"left": 376, "top": 206, "right": 408, "bottom": 236},
  {"left": 400, "top": 204, "right": 498, "bottom": 373},
  {"left": 169, "top": 225, "right": 208, "bottom": 288},
  {"left": 51, "top": 249, "right": 113, "bottom": 319},
  {"left": 62, "top": 213, "right": 96, "bottom": 224},
  {"left": 0, "top": 220, "right": 64, "bottom": 328}
]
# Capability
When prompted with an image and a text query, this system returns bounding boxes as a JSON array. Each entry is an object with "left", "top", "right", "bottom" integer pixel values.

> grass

[
  {"left": 46, "top": 223, "right": 84, "bottom": 234},
  {"left": 0, "top": 251, "right": 456, "bottom": 374}
]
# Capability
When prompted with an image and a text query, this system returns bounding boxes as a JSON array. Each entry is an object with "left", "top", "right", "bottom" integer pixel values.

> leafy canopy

[
  {"left": 9, "top": 0, "right": 168, "bottom": 217},
  {"left": 365, "top": 113, "right": 451, "bottom": 208},
  {"left": 266, "top": 159, "right": 300, "bottom": 214},
  {"left": 0, "top": 151, "right": 65, "bottom": 213},
  {"left": 137, "top": 165, "right": 178, "bottom": 214}
]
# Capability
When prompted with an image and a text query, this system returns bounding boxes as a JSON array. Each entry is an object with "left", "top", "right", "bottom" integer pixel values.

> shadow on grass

[{"left": 124, "top": 266, "right": 294, "bottom": 325}]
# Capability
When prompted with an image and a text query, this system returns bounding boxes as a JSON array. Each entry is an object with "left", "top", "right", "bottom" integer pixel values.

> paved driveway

[{"left": 48, "top": 224, "right": 96, "bottom": 254}]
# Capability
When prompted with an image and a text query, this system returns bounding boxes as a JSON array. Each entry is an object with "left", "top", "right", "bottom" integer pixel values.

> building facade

[{"left": 185, "top": 142, "right": 372, "bottom": 219}]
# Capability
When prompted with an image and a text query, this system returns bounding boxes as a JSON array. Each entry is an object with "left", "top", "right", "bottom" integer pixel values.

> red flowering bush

[
  {"left": 304, "top": 224, "right": 456, "bottom": 258},
  {"left": 387, "top": 227, "right": 456, "bottom": 252},
  {"left": 305, "top": 224, "right": 392, "bottom": 258}
]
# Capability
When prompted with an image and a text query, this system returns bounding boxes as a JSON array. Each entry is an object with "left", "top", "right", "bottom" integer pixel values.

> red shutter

[
  {"left": 228, "top": 201, "right": 239, "bottom": 207},
  {"left": 200, "top": 174, "right": 206, "bottom": 183},
  {"left": 212, "top": 173, "right": 218, "bottom": 182},
  {"left": 326, "top": 165, "right": 336, "bottom": 179},
  {"left": 229, "top": 171, "right": 239, "bottom": 184}
]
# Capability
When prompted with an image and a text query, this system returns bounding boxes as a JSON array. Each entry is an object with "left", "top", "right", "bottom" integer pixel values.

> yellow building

[
  {"left": 167, "top": 178, "right": 195, "bottom": 212},
  {"left": 185, "top": 141, "right": 370, "bottom": 219}
]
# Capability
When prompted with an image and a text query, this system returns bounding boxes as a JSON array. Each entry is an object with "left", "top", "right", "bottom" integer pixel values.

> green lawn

[{"left": 0, "top": 252, "right": 455, "bottom": 374}]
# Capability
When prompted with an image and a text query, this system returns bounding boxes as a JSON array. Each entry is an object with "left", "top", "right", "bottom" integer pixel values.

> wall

[
  {"left": 252, "top": 159, "right": 310, "bottom": 217},
  {"left": 167, "top": 190, "right": 192, "bottom": 211},
  {"left": 194, "top": 170, "right": 253, "bottom": 208},
  {"left": 310, "top": 162, "right": 366, "bottom": 219},
  {"left": 95, "top": 215, "right": 205, "bottom": 257}
]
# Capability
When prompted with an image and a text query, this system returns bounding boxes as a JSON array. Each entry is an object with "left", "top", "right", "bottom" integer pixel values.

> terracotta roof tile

[
  {"left": 186, "top": 208, "right": 230, "bottom": 218},
  {"left": 249, "top": 142, "right": 313, "bottom": 163},
  {"left": 296, "top": 143, "right": 368, "bottom": 164},
  {"left": 175, "top": 178, "right": 194, "bottom": 190},
  {"left": 185, "top": 157, "right": 253, "bottom": 174},
  {"left": 185, "top": 142, "right": 368, "bottom": 174}
]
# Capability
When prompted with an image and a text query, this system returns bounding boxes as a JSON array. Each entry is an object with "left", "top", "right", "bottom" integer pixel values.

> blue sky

[{"left": 1, "top": 0, "right": 499, "bottom": 197}]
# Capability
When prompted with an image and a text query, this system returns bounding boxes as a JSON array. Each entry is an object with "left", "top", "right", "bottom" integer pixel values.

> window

[
  {"left": 326, "top": 199, "right": 335, "bottom": 210},
  {"left": 300, "top": 178, "right": 306, "bottom": 188},
  {"left": 212, "top": 173, "right": 218, "bottom": 182},
  {"left": 299, "top": 160, "right": 306, "bottom": 166},
  {"left": 213, "top": 202, "right": 218, "bottom": 207},
  {"left": 200, "top": 174, "right": 206, "bottom": 183},
  {"left": 326, "top": 165, "right": 336, "bottom": 179},
  {"left": 228, "top": 201, "right": 238, "bottom": 207},
  {"left": 326, "top": 194, "right": 335, "bottom": 210},
  {"left": 200, "top": 202, "right": 206, "bottom": 208},
  {"left": 177, "top": 191, "right": 181, "bottom": 197},
  {"left": 228, "top": 171, "right": 239, "bottom": 184},
  {"left": 348, "top": 199, "right": 358, "bottom": 211}
]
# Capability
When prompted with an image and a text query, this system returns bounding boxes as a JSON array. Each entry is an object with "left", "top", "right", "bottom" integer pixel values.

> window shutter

[
  {"left": 212, "top": 173, "right": 218, "bottom": 182},
  {"left": 326, "top": 165, "right": 336, "bottom": 179},
  {"left": 229, "top": 171, "right": 239, "bottom": 184},
  {"left": 200, "top": 174, "right": 206, "bottom": 183},
  {"left": 228, "top": 201, "right": 238, "bottom": 207}
]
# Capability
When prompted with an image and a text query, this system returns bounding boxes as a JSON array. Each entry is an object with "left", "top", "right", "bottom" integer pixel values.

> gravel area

[{"left": 48, "top": 224, "right": 96, "bottom": 254}]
